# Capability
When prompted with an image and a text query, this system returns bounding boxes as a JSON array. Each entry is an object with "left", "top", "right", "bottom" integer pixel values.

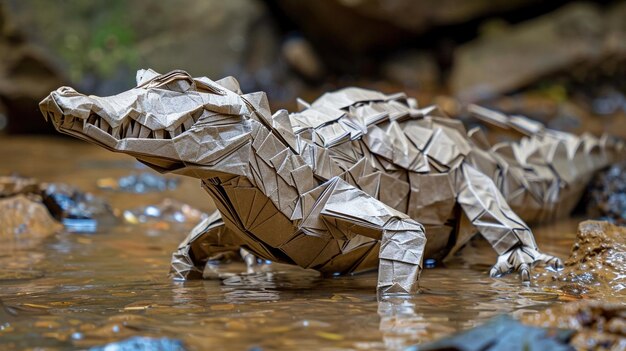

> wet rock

[
  {"left": 586, "top": 162, "right": 626, "bottom": 225},
  {"left": 450, "top": 3, "right": 608, "bottom": 101},
  {"left": 89, "top": 336, "right": 187, "bottom": 351},
  {"left": 0, "top": 175, "right": 40, "bottom": 197},
  {"left": 0, "top": 175, "right": 113, "bottom": 233},
  {"left": 408, "top": 315, "right": 573, "bottom": 351},
  {"left": 523, "top": 301, "right": 626, "bottom": 351},
  {"left": 42, "top": 183, "right": 112, "bottom": 233},
  {"left": 0, "top": 195, "right": 62, "bottom": 251},
  {"left": 545, "top": 221, "right": 626, "bottom": 296},
  {"left": 0, "top": 176, "right": 61, "bottom": 245},
  {"left": 97, "top": 173, "right": 179, "bottom": 194},
  {"left": 43, "top": 184, "right": 106, "bottom": 220}
]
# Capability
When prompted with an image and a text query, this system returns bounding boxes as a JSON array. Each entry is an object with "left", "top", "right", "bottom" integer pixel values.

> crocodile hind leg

[
  {"left": 456, "top": 164, "right": 563, "bottom": 284},
  {"left": 318, "top": 178, "right": 427, "bottom": 295},
  {"left": 170, "top": 210, "right": 248, "bottom": 280}
]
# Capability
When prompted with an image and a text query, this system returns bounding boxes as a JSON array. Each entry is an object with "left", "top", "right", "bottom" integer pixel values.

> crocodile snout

[{"left": 40, "top": 86, "right": 201, "bottom": 141}]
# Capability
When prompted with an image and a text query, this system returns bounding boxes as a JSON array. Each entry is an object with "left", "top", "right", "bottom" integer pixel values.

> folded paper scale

[{"left": 40, "top": 69, "right": 625, "bottom": 294}]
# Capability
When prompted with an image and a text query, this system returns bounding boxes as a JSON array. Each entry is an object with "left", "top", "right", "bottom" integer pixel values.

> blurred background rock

[{"left": 1, "top": 0, "right": 624, "bottom": 139}]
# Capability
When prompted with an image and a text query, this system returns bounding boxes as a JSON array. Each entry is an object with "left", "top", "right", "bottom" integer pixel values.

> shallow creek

[{"left": 0, "top": 137, "right": 617, "bottom": 350}]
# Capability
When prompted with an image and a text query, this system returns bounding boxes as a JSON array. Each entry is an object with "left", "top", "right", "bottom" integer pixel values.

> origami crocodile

[{"left": 39, "top": 69, "right": 624, "bottom": 294}]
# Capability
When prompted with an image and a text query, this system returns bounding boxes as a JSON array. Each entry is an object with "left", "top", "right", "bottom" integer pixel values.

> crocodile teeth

[
  {"left": 129, "top": 126, "right": 139, "bottom": 138},
  {"left": 87, "top": 114, "right": 97, "bottom": 126},
  {"left": 61, "top": 115, "right": 74, "bottom": 128},
  {"left": 75, "top": 118, "right": 86, "bottom": 130},
  {"left": 173, "top": 125, "right": 182, "bottom": 138},
  {"left": 154, "top": 130, "right": 164, "bottom": 139},
  {"left": 183, "top": 117, "right": 194, "bottom": 131},
  {"left": 123, "top": 120, "right": 134, "bottom": 138},
  {"left": 139, "top": 125, "right": 152, "bottom": 138},
  {"left": 111, "top": 125, "right": 121, "bottom": 139},
  {"left": 191, "top": 109, "right": 203, "bottom": 122},
  {"left": 53, "top": 113, "right": 62, "bottom": 126},
  {"left": 128, "top": 120, "right": 137, "bottom": 137},
  {"left": 72, "top": 118, "right": 84, "bottom": 131},
  {"left": 118, "top": 121, "right": 127, "bottom": 139},
  {"left": 99, "top": 119, "right": 112, "bottom": 133}
]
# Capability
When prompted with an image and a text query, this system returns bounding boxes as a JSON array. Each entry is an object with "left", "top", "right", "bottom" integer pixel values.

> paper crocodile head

[{"left": 39, "top": 69, "right": 278, "bottom": 180}]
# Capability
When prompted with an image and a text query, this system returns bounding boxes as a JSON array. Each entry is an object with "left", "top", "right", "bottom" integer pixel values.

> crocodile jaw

[
  {"left": 39, "top": 86, "right": 203, "bottom": 145},
  {"left": 39, "top": 76, "right": 255, "bottom": 179}
]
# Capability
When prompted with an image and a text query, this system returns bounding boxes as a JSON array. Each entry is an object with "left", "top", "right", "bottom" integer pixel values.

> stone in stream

[
  {"left": 410, "top": 249, "right": 626, "bottom": 351},
  {"left": 96, "top": 172, "right": 179, "bottom": 194},
  {"left": 586, "top": 162, "right": 626, "bottom": 226},
  {"left": 42, "top": 182, "right": 112, "bottom": 232},
  {"left": 89, "top": 336, "right": 187, "bottom": 351},
  {"left": 122, "top": 198, "right": 207, "bottom": 225},
  {"left": 523, "top": 301, "right": 626, "bottom": 351},
  {"left": 0, "top": 175, "right": 112, "bottom": 234},
  {"left": 0, "top": 176, "right": 40, "bottom": 197},
  {"left": 407, "top": 315, "right": 574, "bottom": 351},
  {"left": 0, "top": 195, "right": 62, "bottom": 251},
  {"left": 541, "top": 220, "right": 626, "bottom": 297}
]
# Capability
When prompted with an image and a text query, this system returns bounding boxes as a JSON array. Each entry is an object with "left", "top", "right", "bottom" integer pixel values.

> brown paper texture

[{"left": 39, "top": 69, "right": 624, "bottom": 294}]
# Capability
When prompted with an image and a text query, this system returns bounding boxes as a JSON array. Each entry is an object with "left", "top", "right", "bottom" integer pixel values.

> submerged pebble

[
  {"left": 43, "top": 183, "right": 113, "bottom": 233},
  {"left": 97, "top": 173, "right": 179, "bottom": 193},
  {"left": 523, "top": 301, "right": 625, "bottom": 351},
  {"left": 0, "top": 175, "right": 40, "bottom": 197},
  {"left": 424, "top": 258, "right": 437, "bottom": 269},
  {"left": 0, "top": 175, "right": 113, "bottom": 234},
  {"left": 408, "top": 315, "right": 574, "bottom": 351},
  {"left": 89, "top": 336, "right": 187, "bottom": 351},
  {"left": 123, "top": 198, "right": 207, "bottom": 225}
]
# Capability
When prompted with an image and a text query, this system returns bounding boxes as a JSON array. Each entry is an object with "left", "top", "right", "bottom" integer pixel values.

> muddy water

[{"left": 0, "top": 137, "right": 612, "bottom": 351}]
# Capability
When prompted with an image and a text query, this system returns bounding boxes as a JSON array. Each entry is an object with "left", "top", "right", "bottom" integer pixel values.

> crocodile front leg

[
  {"left": 456, "top": 163, "right": 563, "bottom": 284},
  {"left": 317, "top": 178, "right": 427, "bottom": 295},
  {"left": 170, "top": 210, "right": 246, "bottom": 280}
]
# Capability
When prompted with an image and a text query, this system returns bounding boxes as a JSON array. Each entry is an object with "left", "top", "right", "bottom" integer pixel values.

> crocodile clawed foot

[
  {"left": 489, "top": 246, "right": 564, "bottom": 285},
  {"left": 240, "top": 248, "right": 259, "bottom": 274}
]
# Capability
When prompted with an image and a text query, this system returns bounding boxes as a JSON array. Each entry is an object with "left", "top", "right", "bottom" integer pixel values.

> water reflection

[
  {"left": 0, "top": 139, "right": 612, "bottom": 350},
  {"left": 220, "top": 265, "right": 320, "bottom": 302},
  {"left": 378, "top": 298, "right": 429, "bottom": 350},
  {"left": 0, "top": 216, "right": 588, "bottom": 351}
]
